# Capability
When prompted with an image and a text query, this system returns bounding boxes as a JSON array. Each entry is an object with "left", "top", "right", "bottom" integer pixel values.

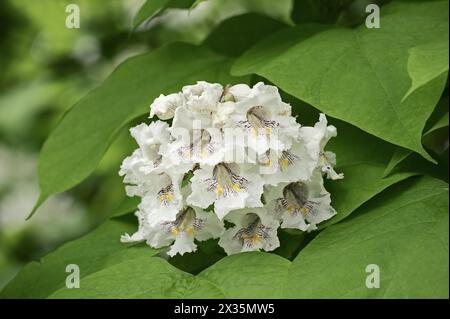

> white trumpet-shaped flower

[
  {"left": 121, "top": 205, "right": 224, "bottom": 257},
  {"left": 225, "top": 82, "right": 299, "bottom": 155},
  {"left": 187, "top": 163, "right": 264, "bottom": 220},
  {"left": 120, "top": 121, "right": 186, "bottom": 225},
  {"left": 150, "top": 93, "right": 185, "bottom": 120},
  {"left": 225, "top": 83, "right": 252, "bottom": 102},
  {"left": 258, "top": 139, "right": 317, "bottom": 186},
  {"left": 119, "top": 121, "right": 172, "bottom": 192},
  {"left": 265, "top": 171, "right": 336, "bottom": 231},
  {"left": 218, "top": 208, "right": 280, "bottom": 255},
  {"left": 212, "top": 84, "right": 252, "bottom": 127},
  {"left": 299, "top": 113, "right": 343, "bottom": 180},
  {"left": 212, "top": 101, "right": 235, "bottom": 128},
  {"left": 136, "top": 172, "right": 184, "bottom": 226},
  {"left": 182, "top": 81, "right": 223, "bottom": 114},
  {"left": 164, "top": 106, "right": 225, "bottom": 167}
]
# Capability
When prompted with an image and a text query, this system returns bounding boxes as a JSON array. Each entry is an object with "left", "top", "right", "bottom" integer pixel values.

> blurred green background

[{"left": 0, "top": 0, "right": 393, "bottom": 290}]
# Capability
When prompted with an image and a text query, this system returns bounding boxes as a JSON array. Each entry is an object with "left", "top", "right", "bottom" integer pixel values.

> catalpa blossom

[
  {"left": 119, "top": 81, "right": 343, "bottom": 256},
  {"left": 164, "top": 106, "right": 225, "bottom": 167},
  {"left": 183, "top": 81, "right": 223, "bottom": 114},
  {"left": 224, "top": 82, "right": 299, "bottom": 155},
  {"left": 218, "top": 208, "right": 280, "bottom": 255},
  {"left": 258, "top": 139, "right": 317, "bottom": 186},
  {"left": 121, "top": 205, "right": 223, "bottom": 257},
  {"left": 187, "top": 163, "right": 265, "bottom": 220},
  {"left": 150, "top": 92, "right": 184, "bottom": 120},
  {"left": 265, "top": 171, "right": 337, "bottom": 232},
  {"left": 299, "top": 114, "right": 344, "bottom": 180}
]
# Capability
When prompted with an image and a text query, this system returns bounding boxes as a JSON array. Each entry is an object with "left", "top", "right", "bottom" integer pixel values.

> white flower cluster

[{"left": 119, "top": 81, "right": 343, "bottom": 256}]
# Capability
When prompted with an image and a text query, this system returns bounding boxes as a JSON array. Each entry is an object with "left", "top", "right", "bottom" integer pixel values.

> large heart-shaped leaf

[{"left": 232, "top": 1, "right": 449, "bottom": 161}]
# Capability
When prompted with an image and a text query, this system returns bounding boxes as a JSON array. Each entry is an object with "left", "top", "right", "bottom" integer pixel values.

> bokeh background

[{"left": 0, "top": 0, "right": 394, "bottom": 289}]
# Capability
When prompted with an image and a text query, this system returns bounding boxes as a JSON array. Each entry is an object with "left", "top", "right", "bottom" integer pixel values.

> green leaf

[
  {"left": 49, "top": 255, "right": 225, "bottom": 298},
  {"left": 272, "top": 229, "right": 310, "bottom": 260},
  {"left": 321, "top": 120, "right": 415, "bottom": 227},
  {"left": 403, "top": 39, "right": 449, "bottom": 101},
  {"left": 167, "top": 239, "right": 226, "bottom": 275},
  {"left": 191, "top": 0, "right": 208, "bottom": 9},
  {"left": 425, "top": 107, "right": 449, "bottom": 137},
  {"left": 132, "top": 0, "right": 195, "bottom": 29},
  {"left": 203, "top": 13, "right": 288, "bottom": 57},
  {"left": 196, "top": 252, "right": 290, "bottom": 298},
  {"left": 232, "top": 1, "right": 449, "bottom": 162},
  {"left": 291, "top": 0, "right": 353, "bottom": 25},
  {"left": 383, "top": 147, "right": 412, "bottom": 177},
  {"left": 138, "top": 0, "right": 294, "bottom": 45},
  {"left": 384, "top": 96, "right": 449, "bottom": 177},
  {"left": 111, "top": 196, "right": 140, "bottom": 218},
  {"left": 0, "top": 215, "right": 159, "bottom": 298},
  {"left": 31, "top": 43, "right": 245, "bottom": 218},
  {"left": 426, "top": 112, "right": 449, "bottom": 135}
]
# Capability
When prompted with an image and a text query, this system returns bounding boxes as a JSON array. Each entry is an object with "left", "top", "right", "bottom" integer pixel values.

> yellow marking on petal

[
  {"left": 264, "top": 159, "right": 271, "bottom": 167},
  {"left": 186, "top": 227, "right": 194, "bottom": 236},
  {"left": 242, "top": 234, "right": 262, "bottom": 244},
  {"left": 251, "top": 128, "right": 258, "bottom": 137},
  {"left": 300, "top": 207, "right": 309, "bottom": 216},
  {"left": 287, "top": 204, "right": 297, "bottom": 213},
  {"left": 232, "top": 183, "right": 241, "bottom": 192},
  {"left": 280, "top": 159, "right": 289, "bottom": 169},
  {"left": 159, "top": 193, "right": 174, "bottom": 203},
  {"left": 266, "top": 127, "right": 272, "bottom": 135},
  {"left": 171, "top": 227, "right": 179, "bottom": 236},
  {"left": 215, "top": 184, "right": 223, "bottom": 196}
]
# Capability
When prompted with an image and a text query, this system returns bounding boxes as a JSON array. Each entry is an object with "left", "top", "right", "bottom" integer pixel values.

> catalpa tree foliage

[{"left": 1, "top": 0, "right": 448, "bottom": 299}]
